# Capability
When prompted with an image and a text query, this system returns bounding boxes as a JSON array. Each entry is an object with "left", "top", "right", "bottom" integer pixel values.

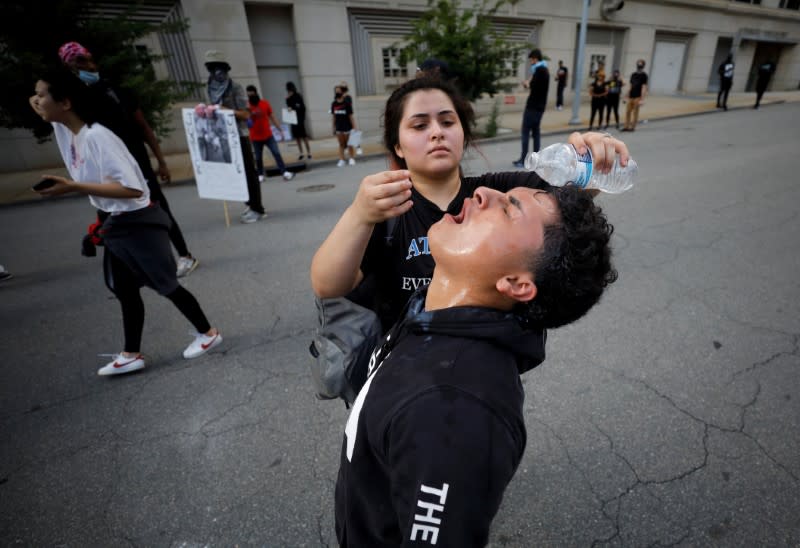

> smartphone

[{"left": 32, "top": 179, "right": 56, "bottom": 191}]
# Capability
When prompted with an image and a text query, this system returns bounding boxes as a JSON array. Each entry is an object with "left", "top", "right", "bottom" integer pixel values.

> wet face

[
  {"left": 429, "top": 186, "right": 560, "bottom": 288},
  {"left": 32, "top": 80, "right": 68, "bottom": 123},
  {"left": 393, "top": 89, "right": 464, "bottom": 179}
]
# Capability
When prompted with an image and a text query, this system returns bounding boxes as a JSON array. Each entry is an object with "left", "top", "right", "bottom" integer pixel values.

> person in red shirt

[{"left": 246, "top": 85, "right": 294, "bottom": 181}]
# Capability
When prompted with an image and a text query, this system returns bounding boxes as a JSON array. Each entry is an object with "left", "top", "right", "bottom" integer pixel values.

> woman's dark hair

[
  {"left": 516, "top": 185, "right": 617, "bottom": 329},
  {"left": 246, "top": 85, "right": 257, "bottom": 93},
  {"left": 382, "top": 76, "right": 475, "bottom": 169},
  {"left": 40, "top": 65, "right": 98, "bottom": 126},
  {"left": 286, "top": 81, "right": 297, "bottom": 93}
]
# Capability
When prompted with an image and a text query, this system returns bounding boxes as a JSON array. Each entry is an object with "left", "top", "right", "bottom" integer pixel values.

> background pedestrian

[
  {"left": 246, "top": 85, "right": 294, "bottom": 182},
  {"left": 555, "top": 60, "right": 568, "bottom": 111},
  {"left": 285, "top": 81, "right": 311, "bottom": 160},
  {"left": 754, "top": 60, "right": 776, "bottom": 109},
  {"left": 331, "top": 85, "right": 357, "bottom": 167},
  {"left": 717, "top": 54, "right": 734, "bottom": 110},
  {"left": 204, "top": 50, "right": 267, "bottom": 224},
  {"left": 513, "top": 49, "right": 549, "bottom": 167},
  {"left": 622, "top": 59, "right": 648, "bottom": 132},
  {"left": 605, "top": 69, "right": 624, "bottom": 130},
  {"left": 58, "top": 42, "right": 199, "bottom": 278},
  {"left": 588, "top": 73, "right": 607, "bottom": 131},
  {"left": 30, "top": 67, "right": 222, "bottom": 376}
]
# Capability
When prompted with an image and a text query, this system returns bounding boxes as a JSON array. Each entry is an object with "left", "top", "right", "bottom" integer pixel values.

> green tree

[
  {"left": 398, "top": 0, "right": 526, "bottom": 101},
  {"left": 0, "top": 0, "right": 197, "bottom": 140}
]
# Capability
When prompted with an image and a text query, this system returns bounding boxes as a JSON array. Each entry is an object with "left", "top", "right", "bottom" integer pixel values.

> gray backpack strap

[{"left": 308, "top": 295, "right": 383, "bottom": 405}]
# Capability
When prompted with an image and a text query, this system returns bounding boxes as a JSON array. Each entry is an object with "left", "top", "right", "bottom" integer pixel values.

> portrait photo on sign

[
  {"left": 182, "top": 107, "right": 249, "bottom": 202},
  {"left": 196, "top": 112, "right": 232, "bottom": 163}
]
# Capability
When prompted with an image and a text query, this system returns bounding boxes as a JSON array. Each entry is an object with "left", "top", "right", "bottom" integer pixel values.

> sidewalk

[{"left": 2, "top": 90, "right": 797, "bottom": 206}]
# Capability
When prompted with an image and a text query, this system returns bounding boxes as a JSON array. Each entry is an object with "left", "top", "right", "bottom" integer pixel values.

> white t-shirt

[{"left": 52, "top": 122, "right": 150, "bottom": 213}]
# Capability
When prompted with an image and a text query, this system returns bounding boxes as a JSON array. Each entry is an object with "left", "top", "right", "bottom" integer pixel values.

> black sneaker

[{"left": 512, "top": 159, "right": 524, "bottom": 168}]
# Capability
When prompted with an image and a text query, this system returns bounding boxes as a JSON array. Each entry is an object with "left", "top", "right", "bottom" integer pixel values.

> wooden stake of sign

[{"left": 223, "top": 200, "right": 230, "bottom": 228}]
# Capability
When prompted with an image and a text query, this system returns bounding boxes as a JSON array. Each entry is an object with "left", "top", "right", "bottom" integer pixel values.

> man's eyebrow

[{"left": 509, "top": 194, "right": 523, "bottom": 212}]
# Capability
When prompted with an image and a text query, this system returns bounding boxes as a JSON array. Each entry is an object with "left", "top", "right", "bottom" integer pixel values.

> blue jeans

[
  {"left": 252, "top": 137, "right": 286, "bottom": 175},
  {"left": 520, "top": 109, "right": 544, "bottom": 161}
]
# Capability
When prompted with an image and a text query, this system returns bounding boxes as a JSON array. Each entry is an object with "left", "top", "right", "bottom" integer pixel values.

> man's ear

[{"left": 496, "top": 274, "right": 537, "bottom": 303}]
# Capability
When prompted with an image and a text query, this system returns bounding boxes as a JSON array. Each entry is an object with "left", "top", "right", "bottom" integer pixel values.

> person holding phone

[
  {"left": 58, "top": 42, "right": 199, "bottom": 278},
  {"left": 30, "top": 67, "right": 222, "bottom": 376}
]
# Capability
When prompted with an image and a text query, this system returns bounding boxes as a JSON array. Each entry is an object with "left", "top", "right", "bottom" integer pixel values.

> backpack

[{"left": 308, "top": 218, "right": 397, "bottom": 406}]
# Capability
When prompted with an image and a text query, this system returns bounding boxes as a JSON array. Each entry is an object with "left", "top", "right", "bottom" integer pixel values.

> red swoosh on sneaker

[
  {"left": 114, "top": 356, "right": 141, "bottom": 368},
  {"left": 201, "top": 335, "right": 218, "bottom": 350}
]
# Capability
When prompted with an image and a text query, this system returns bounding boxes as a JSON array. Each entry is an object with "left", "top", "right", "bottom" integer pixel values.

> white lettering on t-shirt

[
  {"left": 406, "top": 237, "right": 430, "bottom": 260},
  {"left": 402, "top": 277, "right": 432, "bottom": 291},
  {"left": 410, "top": 483, "right": 449, "bottom": 545}
]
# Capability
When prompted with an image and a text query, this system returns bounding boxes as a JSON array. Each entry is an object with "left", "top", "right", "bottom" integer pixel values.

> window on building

[
  {"left": 382, "top": 47, "right": 408, "bottom": 79},
  {"left": 779, "top": 0, "right": 799, "bottom": 8}
]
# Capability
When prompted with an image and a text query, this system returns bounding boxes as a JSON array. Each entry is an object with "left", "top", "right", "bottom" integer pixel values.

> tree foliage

[
  {"left": 398, "top": 0, "right": 526, "bottom": 101},
  {"left": 0, "top": 0, "right": 197, "bottom": 140}
]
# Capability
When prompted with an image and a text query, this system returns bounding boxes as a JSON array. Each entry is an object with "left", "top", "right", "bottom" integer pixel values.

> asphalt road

[{"left": 1, "top": 103, "right": 799, "bottom": 547}]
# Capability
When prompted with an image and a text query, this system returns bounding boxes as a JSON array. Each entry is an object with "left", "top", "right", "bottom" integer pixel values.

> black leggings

[
  {"left": 589, "top": 98, "right": 605, "bottom": 129},
  {"left": 605, "top": 95, "right": 620, "bottom": 127},
  {"left": 146, "top": 178, "right": 190, "bottom": 258},
  {"left": 109, "top": 251, "right": 210, "bottom": 352}
]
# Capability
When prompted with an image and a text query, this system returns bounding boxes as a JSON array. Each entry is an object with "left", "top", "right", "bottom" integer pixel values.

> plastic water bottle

[{"left": 524, "top": 143, "right": 637, "bottom": 194}]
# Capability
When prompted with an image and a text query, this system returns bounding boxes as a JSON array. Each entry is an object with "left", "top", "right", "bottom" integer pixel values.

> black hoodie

[{"left": 335, "top": 288, "right": 545, "bottom": 547}]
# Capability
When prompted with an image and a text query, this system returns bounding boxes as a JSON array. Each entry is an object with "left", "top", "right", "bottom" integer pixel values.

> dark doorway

[{"left": 746, "top": 42, "right": 783, "bottom": 91}]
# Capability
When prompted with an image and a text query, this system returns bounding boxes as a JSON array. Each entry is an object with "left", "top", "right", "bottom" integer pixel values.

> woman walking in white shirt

[{"left": 30, "top": 67, "right": 222, "bottom": 376}]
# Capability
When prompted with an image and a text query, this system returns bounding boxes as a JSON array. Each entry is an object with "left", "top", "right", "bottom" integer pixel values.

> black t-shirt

[
  {"left": 332, "top": 101, "right": 353, "bottom": 132},
  {"left": 590, "top": 81, "right": 607, "bottom": 98},
  {"left": 629, "top": 71, "right": 648, "bottom": 98},
  {"left": 89, "top": 80, "right": 154, "bottom": 179},
  {"left": 358, "top": 171, "right": 549, "bottom": 332},
  {"left": 606, "top": 77, "right": 623, "bottom": 96},
  {"left": 525, "top": 65, "right": 550, "bottom": 111},
  {"left": 286, "top": 93, "right": 306, "bottom": 124},
  {"left": 556, "top": 66, "right": 568, "bottom": 86}
]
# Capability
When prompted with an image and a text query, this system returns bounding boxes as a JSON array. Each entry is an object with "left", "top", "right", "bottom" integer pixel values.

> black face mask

[
  {"left": 248, "top": 95, "right": 260, "bottom": 105},
  {"left": 637, "top": 63, "right": 645, "bottom": 70},
  {"left": 335, "top": 93, "right": 343, "bottom": 99}
]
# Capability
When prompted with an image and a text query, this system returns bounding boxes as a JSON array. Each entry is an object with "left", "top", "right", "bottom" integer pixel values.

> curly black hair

[
  {"left": 516, "top": 185, "right": 618, "bottom": 329},
  {"left": 382, "top": 76, "right": 475, "bottom": 169}
]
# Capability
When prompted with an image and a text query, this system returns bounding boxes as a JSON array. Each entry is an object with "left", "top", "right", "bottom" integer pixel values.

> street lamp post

[{"left": 569, "top": 0, "right": 590, "bottom": 125}]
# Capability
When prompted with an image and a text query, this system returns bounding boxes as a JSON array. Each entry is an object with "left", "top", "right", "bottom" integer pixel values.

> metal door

[{"left": 651, "top": 41, "right": 686, "bottom": 93}]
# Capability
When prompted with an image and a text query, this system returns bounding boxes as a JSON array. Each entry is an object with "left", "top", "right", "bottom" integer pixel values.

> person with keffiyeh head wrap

[{"left": 204, "top": 50, "right": 267, "bottom": 223}]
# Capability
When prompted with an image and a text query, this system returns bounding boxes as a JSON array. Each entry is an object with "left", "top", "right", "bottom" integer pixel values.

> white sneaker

[
  {"left": 258, "top": 175, "right": 265, "bottom": 182},
  {"left": 241, "top": 209, "right": 267, "bottom": 224},
  {"left": 176, "top": 256, "right": 199, "bottom": 278},
  {"left": 356, "top": 146, "right": 364, "bottom": 156},
  {"left": 348, "top": 158, "right": 356, "bottom": 166},
  {"left": 98, "top": 353, "right": 145, "bottom": 376},
  {"left": 240, "top": 207, "right": 251, "bottom": 219},
  {"left": 183, "top": 331, "right": 223, "bottom": 359},
  {"left": 337, "top": 159, "right": 346, "bottom": 167},
  {"left": 282, "top": 171, "right": 295, "bottom": 181}
]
